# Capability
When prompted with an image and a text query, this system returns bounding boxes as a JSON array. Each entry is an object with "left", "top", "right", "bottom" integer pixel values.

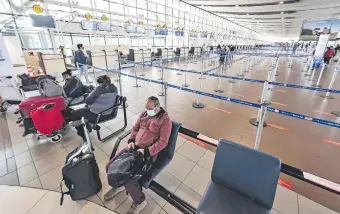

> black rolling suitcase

[{"left": 60, "top": 118, "right": 102, "bottom": 205}]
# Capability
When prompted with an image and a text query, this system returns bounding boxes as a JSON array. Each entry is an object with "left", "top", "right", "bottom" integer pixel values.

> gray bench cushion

[{"left": 196, "top": 180, "right": 271, "bottom": 214}]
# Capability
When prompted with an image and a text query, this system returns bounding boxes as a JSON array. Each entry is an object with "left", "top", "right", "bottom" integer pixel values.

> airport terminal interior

[{"left": 1, "top": 0, "right": 340, "bottom": 214}]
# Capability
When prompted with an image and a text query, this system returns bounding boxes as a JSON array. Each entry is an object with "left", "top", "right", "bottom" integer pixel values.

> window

[{"left": 73, "top": 36, "right": 90, "bottom": 46}]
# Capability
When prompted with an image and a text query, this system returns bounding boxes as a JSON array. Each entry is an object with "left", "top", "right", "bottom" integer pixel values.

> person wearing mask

[
  {"left": 70, "top": 75, "right": 118, "bottom": 141},
  {"left": 324, "top": 47, "right": 335, "bottom": 65},
  {"left": 62, "top": 69, "right": 84, "bottom": 98},
  {"left": 104, "top": 96, "right": 172, "bottom": 214},
  {"left": 74, "top": 43, "right": 92, "bottom": 84}
]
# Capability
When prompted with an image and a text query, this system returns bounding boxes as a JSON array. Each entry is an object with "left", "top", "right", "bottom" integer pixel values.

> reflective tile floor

[
  {"left": 0, "top": 53, "right": 340, "bottom": 213},
  {"left": 0, "top": 185, "right": 118, "bottom": 214}
]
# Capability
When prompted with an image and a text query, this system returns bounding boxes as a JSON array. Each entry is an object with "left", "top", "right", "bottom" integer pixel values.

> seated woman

[
  {"left": 104, "top": 96, "right": 172, "bottom": 214},
  {"left": 70, "top": 75, "right": 118, "bottom": 141}
]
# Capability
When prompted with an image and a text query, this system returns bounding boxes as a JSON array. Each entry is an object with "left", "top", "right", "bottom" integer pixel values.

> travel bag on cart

[
  {"left": 18, "top": 96, "right": 66, "bottom": 118},
  {"left": 30, "top": 103, "right": 65, "bottom": 135},
  {"left": 19, "top": 74, "right": 56, "bottom": 92},
  {"left": 18, "top": 96, "right": 66, "bottom": 136},
  {"left": 60, "top": 118, "right": 102, "bottom": 205}
]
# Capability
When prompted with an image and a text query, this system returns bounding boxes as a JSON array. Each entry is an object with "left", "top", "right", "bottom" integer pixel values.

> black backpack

[
  {"left": 60, "top": 119, "right": 102, "bottom": 205},
  {"left": 107, "top": 150, "right": 152, "bottom": 188}
]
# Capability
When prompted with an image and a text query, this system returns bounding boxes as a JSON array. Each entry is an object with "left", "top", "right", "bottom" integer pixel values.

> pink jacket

[{"left": 128, "top": 108, "right": 172, "bottom": 157}]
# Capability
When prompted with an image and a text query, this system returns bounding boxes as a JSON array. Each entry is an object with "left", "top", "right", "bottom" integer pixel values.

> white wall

[
  {"left": 0, "top": 34, "right": 16, "bottom": 77},
  {"left": 3, "top": 35, "right": 26, "bottom": 65}
]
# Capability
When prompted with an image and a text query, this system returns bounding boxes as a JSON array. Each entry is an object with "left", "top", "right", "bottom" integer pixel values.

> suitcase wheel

[{"left": 49, "top": 134, "right": 62, "bottom": 143}]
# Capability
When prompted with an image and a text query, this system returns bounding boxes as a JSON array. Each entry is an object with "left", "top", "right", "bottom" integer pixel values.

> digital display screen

[{"left": 30, "top": 14, "right": 56, "bottom": 28}]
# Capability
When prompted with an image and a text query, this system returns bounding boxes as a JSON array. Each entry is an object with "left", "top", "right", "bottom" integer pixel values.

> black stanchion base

[
  {"left": 140, "top": 74, "right": 146, "bottom": 76},
  {"left": 192, "top": 102, "right": 205, "bottom": 109},
  {"left": 228, "top": 80, "right": 236, "bottom": 83},
  {"left": 249, "top": 118, "right": 267, "bottom": 127},
  {"left": 133, "top": 85, "right": 141, "bottom": 88},
  {"left": 305, "top": 74, "right": 312, "bottom": 76},
  {"left": 182, "top": 84, "right": 190, "bottom": 87},
  {"left": 158, "top": 78, "right": 164, "bottom": 81},
  {"left": 257, "top": 99, "right": 271, "bottom": 106},
  {"left": 214, "top": 89, "right": 224, "bottom": 93},
  {"left": 176, "top": 73, "right": 182, "bottom": 75},
  {"left": 158, "top": 92, "right": 165, "bottom": 97},
  {"left": 308, "top": 78, "right": 315, "bottom": 81},
  {"left": 237, "top": 74, "right": 245, "bottom": 77},
  {"left": 244, "top": 70, "right": 249, "bottom": 73},
  {"left": 331, "top": 111, "right": 340, "bottom": 117},
  {"left": 199, "top": 77, "right": 206, "bottom": 80},
  {"left": 319, "top": 95, "right": 334, "bottom": 99},
  {"left": 275, "top": 74, "right": 279, "bottom": 76}
]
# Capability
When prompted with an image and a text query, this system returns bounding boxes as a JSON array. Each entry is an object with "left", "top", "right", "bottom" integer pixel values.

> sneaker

[
  {"left": 126, "top": 200, "right": 147, "bottom": 214},
  {"left": 104, "top": 187, "right": 125, "bottom": 201}
]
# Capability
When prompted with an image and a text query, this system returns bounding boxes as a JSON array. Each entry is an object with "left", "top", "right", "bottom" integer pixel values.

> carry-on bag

[
  {"left": 60, "top": 117, "right": 102, "bottom": 205},
  {"left": 30, "top": 103, "right": 65, "bottom": 135}
]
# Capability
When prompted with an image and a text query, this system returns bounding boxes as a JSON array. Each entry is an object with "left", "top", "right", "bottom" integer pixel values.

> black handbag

[{"left": 60, "top": 118, "right": 102, "bottom": 205}]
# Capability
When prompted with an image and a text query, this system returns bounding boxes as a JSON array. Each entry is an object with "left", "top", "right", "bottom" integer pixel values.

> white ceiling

[{"left": 183, "top": 0, "right": 340, "bottom": 40}]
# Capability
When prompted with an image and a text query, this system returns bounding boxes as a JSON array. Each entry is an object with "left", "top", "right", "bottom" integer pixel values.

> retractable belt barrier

[{"left": 118, "top": 71, "right": 340, "bottom": 129}]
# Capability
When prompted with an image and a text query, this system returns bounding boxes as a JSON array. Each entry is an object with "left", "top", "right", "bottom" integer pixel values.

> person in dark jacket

[
  {"left": 74, "top": 44, "right": 92, "bottom": 84},
  {"left": 62, "top": 69, "right": 83, "bottom": 98},
  {"left": 70, "top": 75, "right": 118, "bottom": 141}
]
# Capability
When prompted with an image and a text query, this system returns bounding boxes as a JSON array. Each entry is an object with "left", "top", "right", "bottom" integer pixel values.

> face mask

[{"left": 147, "top": 109, "right": 156, "bottom": 117}]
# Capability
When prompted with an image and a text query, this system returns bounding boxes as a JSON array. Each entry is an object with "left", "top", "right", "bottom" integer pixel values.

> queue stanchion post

[
  {"left": 115, "top": 60, "right": 121, "bottom": 82},
  {"left": 158, "top": 58, "right": 165, "bottom": 96},
  {"left": 319, "top": 63, "right": 339, "bottom": 99},
  {"left": 214, "top": 66, "right": 224, "bottom": 93},
  {"left": 254, "top": 105, "right": 267, "bottom": 150},
  {"left": 158, "top": 59, "right": 164, "bottom": 81},
  {"left": 312, "top": 62, "right": 326, "bottom": 87},
  {"left": 164, "top": 82, "right": 168, "bottom": 111},
  {"left": 305, "top": 58, "right": 314, "bottom": 76},
  {"left": 182, "top": 68, "right": 190, "bottom": 87},
  {"left": 199, "top": 55, "right": 206, "bottom": 80},
  {"left": 140, "top": 55, "right": 146, "bottom": 77},
  {"left": 238, "top": 59, "right": 245, "bottom": 77},
  {"left": 251, "top": 81, "right": 268, "bottom": 127},
  {"left": 176, "top": 54, "right": 182, "bottom": 75},
  {"left": 118, "top": 68, "right": 128, "bottom": 108},
  {"left": 192, "top": 70, "right": 205, "bottom": 109},
  {"left": 133, "top": 64, "right": 141, "bottom": 88}
]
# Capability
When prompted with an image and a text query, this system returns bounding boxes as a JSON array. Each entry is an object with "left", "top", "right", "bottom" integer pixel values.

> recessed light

[
  {"left": 282, "top": 17, "right": 285, "bottom": 19},
  {"left": 280, "top": 1, "right": 284, "bottom": 4},
  {"left": 235, "top": 5, "right": 239, "bottom": 7}
]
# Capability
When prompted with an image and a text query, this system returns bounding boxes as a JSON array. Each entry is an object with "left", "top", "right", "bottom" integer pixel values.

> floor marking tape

[
  {"left": 312, "top": 110, "right": 334, "bottom": 117},
  {"left": 267, "top": 123, "right": 289, "bottom": 131},
  {"left": 207, "top": 106, "right": 232, "bottom": 115},
  {"left": 231, "top": 93, "right": 245, "bottom": 98},
  {"left": 322, "top": 139, "right": 340, "bottom": 146},
  {"left": 178, "top": 133, "right": 208, "bottom": 148},
  {"left": 273, "top": 89, "right": 287, "bottom": 93},
  {"left": 278, "top": 179, "right": 293, "bottom": 190},
  {"left": 271, "top": 101, "right": 288, "bottom": 107}
]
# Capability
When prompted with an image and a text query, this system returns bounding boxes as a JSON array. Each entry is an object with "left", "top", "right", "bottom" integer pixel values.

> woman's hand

[{"left": 127, "top": 142, "right": 135, "bottom": 150}]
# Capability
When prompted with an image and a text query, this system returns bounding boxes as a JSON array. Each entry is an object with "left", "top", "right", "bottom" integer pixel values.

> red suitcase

[
  {"left": 30, "top": 103, "right": 65, "bottom": 135},
  {"left": 18, "top": 96, "right": 66, "bottom": 118}
]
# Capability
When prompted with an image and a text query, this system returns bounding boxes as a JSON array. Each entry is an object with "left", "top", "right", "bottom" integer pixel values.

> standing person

[
  {"left": 104, "top": 96, "right": 172, "bottom": 214},
  {"left": 74, "top": 43, "right": 92, "bottom": 84},
  {"left": 292, "top": 43, "right": 298, "bottom": 55},
  {"left": 324, "top": 47, "right": 335, "bottom": 65}
]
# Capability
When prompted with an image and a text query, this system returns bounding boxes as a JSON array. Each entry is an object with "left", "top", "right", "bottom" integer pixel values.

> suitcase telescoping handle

[{"left": 81, "top": 117, "right": 92, "bottom": 152}]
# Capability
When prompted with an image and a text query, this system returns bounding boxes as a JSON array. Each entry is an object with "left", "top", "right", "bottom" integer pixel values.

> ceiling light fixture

[
  {"left": 280, "top": 1, "right": 284, "bottom": 4},
  {"left": 235, "top": 5, "right": 239, "bottom": 7}
]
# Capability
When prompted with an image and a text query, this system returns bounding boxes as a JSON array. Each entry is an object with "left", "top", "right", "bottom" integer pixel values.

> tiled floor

[
  {"left": 0, "top": 185, "right": 118, "bottom": 214},
  {"left": 0, "top": 53, "right": 339, "bottom": 213}
]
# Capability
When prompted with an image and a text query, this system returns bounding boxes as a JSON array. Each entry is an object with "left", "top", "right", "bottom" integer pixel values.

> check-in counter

[
  {"left": 106, "top": 50, "right": 119, "bottom": 70},
  {"left": 91, "top": 51, "right": 107, "bottom": 70},
  {"left": 41, "top": 53, "right": 66, "bottom": 79},
  {"left": 134, "top": 49, "right": 152, "bottom": 63}
]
